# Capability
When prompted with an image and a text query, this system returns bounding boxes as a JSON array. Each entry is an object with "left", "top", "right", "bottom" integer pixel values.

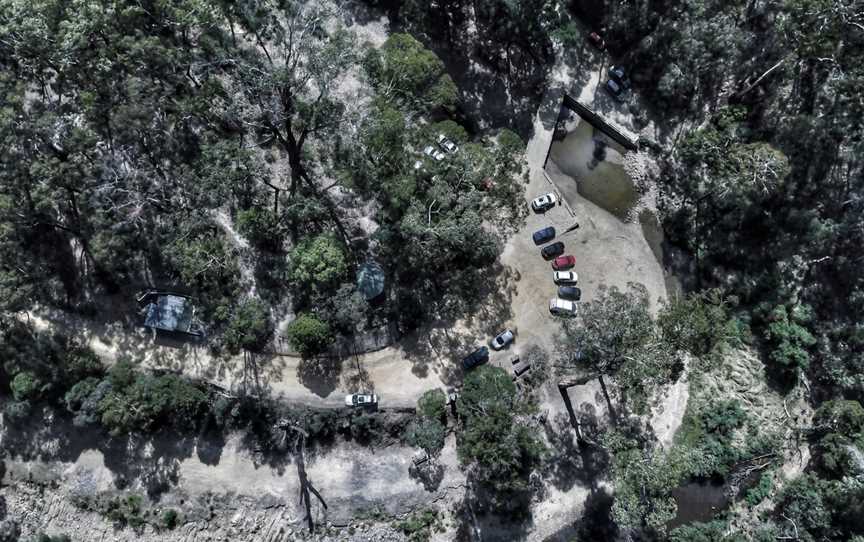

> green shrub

[
  {"left": 105, "top": 494, "right": 145, "bottom": 528},
  {"left": 222, "top": 299, "right": 273, "bottom": 354},
  {"left": 746, "top": 470, "right": 774, "bottom": 506},
  {"left": 417, "top": 389, "right": 446, "bottom": 421},
  {"left": 10, "top": 371, "right": 41, "bottom": 401},
  {"left": 406, "top": 418, "right": 446, "bottom": 457},
  {"left": 394, "top": 508, "right": 441, "bottom": 542},
  {"left": 161, "top": 508, "right": 179, "bottom": 529},
  {"left": 764, "top": 305, "right": 816, "bottom": 372},
  {"left": 236, "top": 206, "right": 281, "bottom": 250},
  {"left": 288, "top": 235, "right": 347, "bottom": 289},
  {"left": 98, "top": 372, "right": 207, "bottom": 436},
  {"left": 285, "top": 314, "right": 333, "bottom": 357}
]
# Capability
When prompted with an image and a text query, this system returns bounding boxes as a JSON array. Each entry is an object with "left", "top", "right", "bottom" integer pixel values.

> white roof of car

[
  {"left": 534, "top": 192, "right": 557, "bottom": 202},
  {"left": 550, "top": 298, "right": 576, "bottom": 312},
  {"left": 554, "top": 271, "right": 578, "bottom": 281}
]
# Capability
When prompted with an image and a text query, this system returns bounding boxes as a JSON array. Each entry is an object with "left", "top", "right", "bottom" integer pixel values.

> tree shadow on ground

[
  {"left": 1, "top": 407, "right": 229, "bottom": 503},
  {"left": 341, "top": 354, "right": 373, "bottom": 393},
  {"left": 422, "top": 25, "right": 550, "bottom": 138},
  {"left": 408, "top": 460, "right": 445, "bottom": 492},
  {"left": 572, "top": 488, "right": 618, "bottom": 542},
  {"left": 100, "top": 430, "right": 197, "bottom": 501},
  {"left": 458, "top": 488, "right": 534, "bottom": 542},
  {"left": 297, "top": 355, "right": 343, "bottom": 398},
  {"left": 398, "top": 262, "right": 518, "bottom": 385},
  {"left": 542, "top": 413, "right": 609, "bottom": 493}
]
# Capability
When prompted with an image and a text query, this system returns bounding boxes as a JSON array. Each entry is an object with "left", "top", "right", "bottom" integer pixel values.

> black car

[
  {"left": 605, "top": 79, "right": 627, "bottom": 102},
  {"left": 462, "top": 346, "right": 489, "bottom": 371},
  {"left": 609, "top": 66, "right": 631, "bottom": 89},
  {"left": 532, "top": 226, "right": 556, "bottom": 245},
  {"left": 541, "top": 242, "right": 565, "bottom": 259},
  {"left": 558, "top": 286, "right": 582, "bottom": 300}
]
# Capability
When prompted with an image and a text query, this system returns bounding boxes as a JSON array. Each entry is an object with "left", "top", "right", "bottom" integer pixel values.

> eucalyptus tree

[
  {"left": 557, "top": 284, "right": 680, "bottom": 419},
  {"left": 225, "top": 0, "right": 357, "bottom": 246}
]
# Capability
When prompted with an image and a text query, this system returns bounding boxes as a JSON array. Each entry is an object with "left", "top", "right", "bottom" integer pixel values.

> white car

[
  {"left": 490, "top": 329, "right": 514, "bottom": 350},
  {"left": 549, "top": 298, "right": 577, "bottom": 316},
  {"left": 437, "top": 134, "right": 458, "bottom": 154},
  {"left": 553, "top": 271, "right": 578, "bottom": 284},
  {"left": 345, "top": 393, "right": 378, "bottom": 407},
  {"left": 531, "top": 192, "right": 558, "bottom": 212},
  {"left": 424, "top": 145, "right": 446, "bottom": 161}
]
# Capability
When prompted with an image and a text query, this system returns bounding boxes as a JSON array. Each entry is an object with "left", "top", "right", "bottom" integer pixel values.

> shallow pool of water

[
  {"left": 547, "top": 115, "right": 638, "bottom": 220},
  {"left": 667, "top": 480, "right": 730, "bottom": 529}
]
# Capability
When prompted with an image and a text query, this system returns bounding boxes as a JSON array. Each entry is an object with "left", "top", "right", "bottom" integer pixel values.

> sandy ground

[{"left": 3, "top": 428, "right": 465, "bottom": 540}]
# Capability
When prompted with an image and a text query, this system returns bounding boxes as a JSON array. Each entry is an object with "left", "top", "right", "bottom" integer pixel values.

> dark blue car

[
  {"left": 462, "top": 346, "right": 489, "bottom": 371},
  {"left": 532, "top": 226, "right": 556, "bottom": 245},
  {"left": 558, "top": 286, "right": 582, "bottom": 300}
]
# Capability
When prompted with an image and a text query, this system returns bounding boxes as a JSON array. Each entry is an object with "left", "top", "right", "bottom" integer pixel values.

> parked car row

[
  {"left": 414, "top": 133, "right": 460, "bottom": 170},
  {"left": 530, "top": 192, "right": 581, "bottom": 317},
  {"left": 424, "top": 134, "right": 459, "bottom": 161},
  {"left": 604, "top": 65, "right": 631, "bottom": 102}
]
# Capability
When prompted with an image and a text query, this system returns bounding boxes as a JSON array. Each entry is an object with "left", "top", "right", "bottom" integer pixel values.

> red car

[
  {"left": 588, "top": 32, "right": 605, "bottom": 50},
  {"left": 552, "top": 255, "right": 576, "bottom": 270}
]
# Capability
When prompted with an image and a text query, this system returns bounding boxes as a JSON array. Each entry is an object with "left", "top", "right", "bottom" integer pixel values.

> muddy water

[
  {"left": 667, "top": 480, "right": 730, "bottom": 529},
  {"left": 548, "top": 116, "right": 637, "bottom": 220},
  {"left": 546, "top": 112, "right": 683, "bottom": 296}
]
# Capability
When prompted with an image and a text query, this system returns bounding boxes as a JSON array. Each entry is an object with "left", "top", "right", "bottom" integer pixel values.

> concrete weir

[{"left": 560, "top": 94, "right": 639, "bottom": 151}]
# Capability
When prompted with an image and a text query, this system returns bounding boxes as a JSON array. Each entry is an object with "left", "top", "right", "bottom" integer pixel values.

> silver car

[
  {"left": 424, "top": 145, "right": 446, "bottom": 161},
  {"left": 490, "top": 329, "right": 514, "bottom": 350},
  {"left": 345, "top": 393, "right": 378, "bottom": 407},
  {"left": 437, "top": 134, "right": 458, "bottom": 153}
]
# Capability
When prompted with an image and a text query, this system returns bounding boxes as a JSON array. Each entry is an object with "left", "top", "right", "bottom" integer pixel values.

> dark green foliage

[
  {"left": 288, "top": 235, "right": 348, "bottom": 290},
  {"left": 0, "top": 321, "right": 104, "bottom": 412},
  {"left": 96, "top": 361, "right": 207, "bottom": 436},
  {"left": 105, "top": 494, "right": 146, "bottom": 529},
  {"left": 559, "top": 284, "right": 681, "bottom": 414},
  {"left": 236, "top": 207, "right": 281, "bottom": 251},
  {"left": 676, "top": 399, "right": 748, "bottom": 479},
  {"left": 10, "top": 371, "right": 41, "bottom": 401},
  {"left": 746, "top": 471, "right": 775, "bottom": 506},
  {"left": 222, "top": 299, "right": 273, "bottom": 354},
  {"left": 367, "top": 33, "right": 458, "bottom": 112},
  {"left": 394, "top": 508, "right": 442, "bottom": 542},
  {"left": 408, "top": 389, "right": 448, "bottom": 457},
  {"left": 669, "top": 520, "right": 748, "bottom": 542},
  {"left": 318, "top": 284, "right": 368, "bottom": 334},
  {"left": 658, "top": 289, "right": 738, "bottom": 358},
  {"left": 417, "top": 389, "right": 447, "bottom": 421},
  {"left": 811, "top": 400, "right": 864, "bottom": 478},
  {"left": 457, "top": 366, "right": 544, "bottom": 505},
  {"left": 164, "top": 219, "right": 241, "bottom": 318},
  {"left": 772, "top": 475, "right": 840, "bottom": 542},
  {"left": 406, "top": 418, "right": 446, "bottom": 457},
  {"left": 763, "top": 305, "right": 816, "bottom": 372},
  {"left": 603, "top": 425, "right": 681, "bottom": 534},
  {"left": 285, "top": 314, "right": 333, "bottom": 358},
  {"left": 814, "top": 400, "right": 864, "bottom": 437},
  {"left": 161, "top": 508, "right": 179, "bottom": 530},
  {"left": 518, "top": 345, "right": 550, "bottom": 401}
]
